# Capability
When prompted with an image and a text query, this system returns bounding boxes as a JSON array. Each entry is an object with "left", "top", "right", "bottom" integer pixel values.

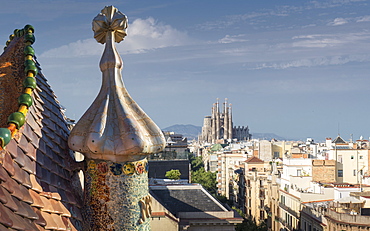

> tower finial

[{"left": 92, "top": 5, "right": 128, "bottom": 44}]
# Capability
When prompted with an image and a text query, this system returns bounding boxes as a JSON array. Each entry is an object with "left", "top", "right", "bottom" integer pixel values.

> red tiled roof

[
  {"left": 0, "top": 27, "right": 82, "bottom": 230},
  {"left": 245, "top": 156, "right": 263, "bottom": 163}
]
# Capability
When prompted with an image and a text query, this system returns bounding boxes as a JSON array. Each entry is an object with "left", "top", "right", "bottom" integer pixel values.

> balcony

[{"left": 279, "top": 203, "right": 299, "bottom": 218}]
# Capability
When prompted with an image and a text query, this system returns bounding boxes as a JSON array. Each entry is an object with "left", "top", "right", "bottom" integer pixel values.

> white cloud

[
  {"left": 327, "top": 17, "right": 348, "bottom": 26},
  {"left": 41, "top": 17, "right": 191, "bottom": 58},
  {"left": 356, "top": 15, "right": 370, "bottom": 22},
  {"left": 292, "top": 32, "right": 370, "bottom": 48},
  {"left": 218, "top": 34, "right": 248, "bottom": 44},
  {"left": 252, "top": 54, "right": 370, "bottom": 70}
]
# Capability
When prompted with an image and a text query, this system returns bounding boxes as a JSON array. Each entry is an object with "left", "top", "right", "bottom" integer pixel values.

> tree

[
  {"left": 191, "top": 167, "right": 216, "bottom": 193},
  {"left": 165, "top": 169, "right": 181, "bottom": 180},
  {"left": 188, "top": 153, "right": 204, "bottom": 171}
]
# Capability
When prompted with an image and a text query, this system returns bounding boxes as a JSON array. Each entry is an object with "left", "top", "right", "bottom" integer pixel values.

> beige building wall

[
  {"left": 272, "top": 141, "right": 293, "bottom": 158},
  {"left": 266, "top": 172, "right": 281, "bottom": 231},
  {"left": 333, "top": 149, "right": 368, "bottom": 184},
  {"left": 150, "top": 196, "right": 179, "bottom": 231},
  {"left": 218, "top": 152, "right": 247, "bottom": 198},
  {"left": 279, "top": 190, "right": 301, "bottom": 230},
  {"left": 258, "top": 140, "right": 272, "bottom": 161},
  {"left": 312, "top": 159, "right": 336, "bottom": 183}
]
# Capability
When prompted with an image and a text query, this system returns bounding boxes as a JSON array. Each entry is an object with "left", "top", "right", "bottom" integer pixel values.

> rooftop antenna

[{"left": 337, "top": 122, "right": 340, "bottom": 136}]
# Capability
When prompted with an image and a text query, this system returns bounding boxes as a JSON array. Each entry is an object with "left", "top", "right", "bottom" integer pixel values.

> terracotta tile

[
  {"left": 35, "top": 224, "right": 46, "bottom": 231},
  {"left": 22, "top": 155, "right": 35, "bottom": 174},
  {"left": 51, "top": 213, "right": 66, "bottom": 230},
  {"left": 0, "top": 223, "right": 12, "bottom": 231},
  {"left": 39, "top": 196, "right": 53, "bottom": 213},
  {"left": 51, "top": 192, "right": 61, "bottom": 201},
  {"left": 42, "top": 211, "right": 58, "bottom": 230},
  {"left": 33, "top": 90, "right": 44, "bottom": 105},
  {"left": 61, "top": 217, "right": 69, "bottom": 229},
  {"left": 17, "top": 200, "right": 38, "bottom": 220},
  {"left": 0, "top": 203, "right": 13, "bottom": 227},
  {"left": 50, "top": 199, "right": 63, "bottom": 214},
  {"left": 26, "top": 113, "right": 42, "bottom": 138},
  {"left": 59, "top": 202, "right": 71, "bottom": 217},
  {"left": 33, "top": 208, "right": 46, "bottom": 226},
  {"left": 17, "top": 135, "right": 29, "bottom": 154},
  {"left": 30, "top": 174, "right": 42, "bottom": 192},
  {"left": 1, "top": 188, "right": 17, "bottom": 212},
  {"left": 23, "top": 219, "right": 39, "bottom": 231},
  {"left": 23, "top": 124, "right": 40, "bottom": 150},
  {"left": 29, "top": 189, "right": 44, "bottom": 208},
  {"left": 25, "top": 142, "right": 37, "bottom": 161},
  {"left": 0, "top": 164, "right": 9, "bottom": 182},
  {"left": 1, "top": 205, "right": 27, "bottom": 230},
  {"left": 4, "top": 139, "right": 19, "bottom": 159},
  {"left": 0, "top": 186, "right": 8, "bottom": 204},
  {"left": 1, "top": 175, "right": 19, "bottom": 196},
  {"left": 11, "top": 161, "right": 25, "bottom": 184},
  {"left": 13, "top": 197, "right": 28, "bottom": 217},
  {"left": 29, "top": 101, "right": 43, "bottom": 120},
  {"left": 22, "top": 170, "right": 32, "bottom": 189},
  {"left": 13, "top": 148, "right": 25, "bottom": 167},
  {"left": 19, "top": 184, "right": 33, "bottom": 204},
  {"left": 22, "top": 123, "right": 35, "bottom": 139},
  {"left": 2, "top": 151, "right": 14, "bottom": 176},
  {"left": 10, "top": 182, "right": 24, "bottom": 201}
]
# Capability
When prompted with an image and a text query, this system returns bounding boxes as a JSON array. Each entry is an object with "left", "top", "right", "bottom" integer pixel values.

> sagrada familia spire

[
  {"left": 68, "top": 6, "right": 165, "bottom": 230},
  {"left": 200, "top": 98, "right": 251, "bottom": 143}
]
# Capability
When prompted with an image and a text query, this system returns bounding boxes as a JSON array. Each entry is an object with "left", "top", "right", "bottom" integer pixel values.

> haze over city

[{"left": 1, "top": 0, "right": 370, "bottom": 141}]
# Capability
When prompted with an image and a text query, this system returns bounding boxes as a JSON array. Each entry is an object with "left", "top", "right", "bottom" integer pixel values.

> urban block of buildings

[{"left": 193, "top": 135, "right": 370, "bottom": 230}]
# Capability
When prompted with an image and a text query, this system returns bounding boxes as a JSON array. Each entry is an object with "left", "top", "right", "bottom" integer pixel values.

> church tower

[{"left": 200, "top": 98, "right": 236, "bottom": 143}]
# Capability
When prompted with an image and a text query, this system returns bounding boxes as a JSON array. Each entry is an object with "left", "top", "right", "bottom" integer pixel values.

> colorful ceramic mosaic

[
  {"left": 0, "top": 25, "right": 37, "bottom": 149},
  {"left": 84, "top": 158, "right": 150, "bottom": 230}
]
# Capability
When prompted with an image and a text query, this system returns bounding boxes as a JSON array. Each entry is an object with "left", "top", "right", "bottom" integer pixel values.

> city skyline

[{"left": 1, "top": 0, "right": 370, "bottom": 141}]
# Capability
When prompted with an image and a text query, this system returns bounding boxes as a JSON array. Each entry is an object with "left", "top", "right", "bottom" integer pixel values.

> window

[
  {"left": 273, "top": 151, "right": 279, "bottom": 158},
  {"left": 297, "top": 169, "right": 302, "bottom": 176},
  {"left": 354, "top": 170, "right": 356, "bottom": 176},
  {"left": 351, "top": 155, "right": 354, "bottom": 159},
  {"left": 338, "top": 155, "right": 342, "bottom": 163},
  {"left": 338, "top": 170, "right": 343, "bottom": 177},
  {"left": 360, "top": 155, "right": 363, "bottom": 159}
]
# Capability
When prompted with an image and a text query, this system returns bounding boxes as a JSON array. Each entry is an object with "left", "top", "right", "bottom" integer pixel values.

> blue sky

[{"left": 1, "top": 0, "right": 370, "bottom": 141}]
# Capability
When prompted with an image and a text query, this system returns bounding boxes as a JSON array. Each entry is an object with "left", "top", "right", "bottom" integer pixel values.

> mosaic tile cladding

[
  {"left": 0, "top": 25, "right": 83, "bottom": 230},
  {"left": 68, "top": 6, "right": 165, "bottom": 231}
]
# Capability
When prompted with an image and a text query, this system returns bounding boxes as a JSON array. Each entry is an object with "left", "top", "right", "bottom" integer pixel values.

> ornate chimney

[{"left": 68, "top": 6, "right": 165, "bottom": 230}]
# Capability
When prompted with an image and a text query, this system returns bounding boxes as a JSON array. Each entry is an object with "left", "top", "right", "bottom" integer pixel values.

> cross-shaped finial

[{"left": 92, "top": 5, "right": 128, "bottom": 44}]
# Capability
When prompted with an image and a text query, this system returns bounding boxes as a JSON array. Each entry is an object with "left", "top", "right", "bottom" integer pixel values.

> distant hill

[
  {"left": 162, "top": 124, "right": 201, "bottom": 140},
  {"left": 162, "top": 124, "right": 289, "bottom": 141}
]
